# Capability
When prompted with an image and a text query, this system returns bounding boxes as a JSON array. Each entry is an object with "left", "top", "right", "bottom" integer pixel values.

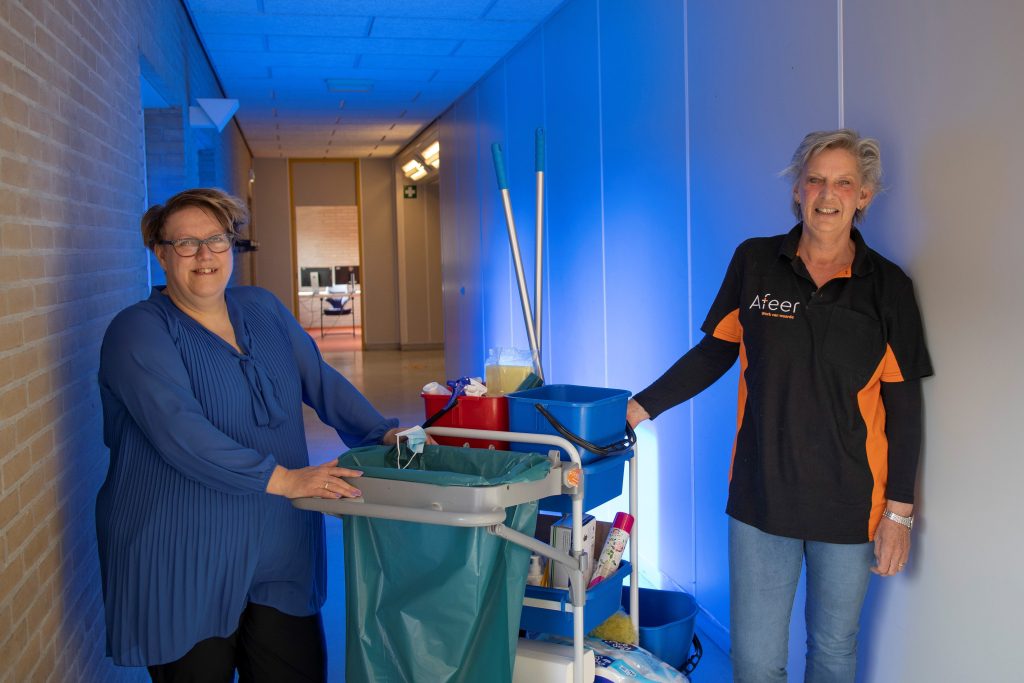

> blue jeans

[{"left": 729, "top": 517, "right": 874, "bottom": 683}]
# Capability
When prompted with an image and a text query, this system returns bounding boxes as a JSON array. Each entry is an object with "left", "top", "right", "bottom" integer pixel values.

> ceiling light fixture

[
  {"left": 421, "top": 141, "right": 440, "bottom": 169},
  {"left": 402, "top": 158, "right": 429, "bottom": 181}
]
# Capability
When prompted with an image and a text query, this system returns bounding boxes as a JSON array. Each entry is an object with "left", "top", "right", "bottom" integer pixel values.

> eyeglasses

[{"left": 157, "top": 233, "right": 234, "bottom": 257}]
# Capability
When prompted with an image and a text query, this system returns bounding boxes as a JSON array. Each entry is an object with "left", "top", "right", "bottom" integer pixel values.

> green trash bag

[{"left": 338, "top": 444, "right": 551, "bottom": 683}]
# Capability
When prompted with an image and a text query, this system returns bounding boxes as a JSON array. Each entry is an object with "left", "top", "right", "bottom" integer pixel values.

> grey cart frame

[{"left": 293, "top": 427, "right": 640, "bottom": 683}]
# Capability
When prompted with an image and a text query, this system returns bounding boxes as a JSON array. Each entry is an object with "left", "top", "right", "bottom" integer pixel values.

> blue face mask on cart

[{"left": 396, "top": 425, "right": 428, "bottom": 468}]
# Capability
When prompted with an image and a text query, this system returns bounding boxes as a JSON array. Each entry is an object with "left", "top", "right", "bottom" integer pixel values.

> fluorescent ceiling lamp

[
  {"left": 421, "top": 141, "right": 440, "bottom": 168},
  {"left": 403, "top": 159, "right": 431, "bottom": 179}
]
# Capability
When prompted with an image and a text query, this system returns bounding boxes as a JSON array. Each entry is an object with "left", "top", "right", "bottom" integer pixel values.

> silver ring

[{"left": 322, "top": 481, "right": 329, "bottom": 490}]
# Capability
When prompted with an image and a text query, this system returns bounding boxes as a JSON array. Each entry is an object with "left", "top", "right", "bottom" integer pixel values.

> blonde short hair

[
  {"left": 782, "top": 129, "right": 882, "bottom": 223},
  {"left": 141, "top": 188, "right": 249, "bottom": 251}
]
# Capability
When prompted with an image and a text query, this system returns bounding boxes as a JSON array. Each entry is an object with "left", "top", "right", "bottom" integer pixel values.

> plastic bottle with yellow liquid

[{"left": 484, "top": 348, "right": 533, "bottom": 395}]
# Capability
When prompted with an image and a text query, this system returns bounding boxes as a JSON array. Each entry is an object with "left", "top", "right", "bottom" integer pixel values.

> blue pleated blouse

[{"left": 96, "top": 286, "right": 397, "bottom": 666}]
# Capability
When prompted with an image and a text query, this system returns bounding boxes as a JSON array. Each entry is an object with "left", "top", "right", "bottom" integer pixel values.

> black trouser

[{"left": 147, "top": 603, "right": 326, "bottom": 683}]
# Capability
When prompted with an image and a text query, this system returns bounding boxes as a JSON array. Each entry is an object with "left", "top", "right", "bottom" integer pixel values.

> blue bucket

[
  {"left": 621, "top": 587, "right": 698, "bottom": 670},
  {"left": 507, "top": 384, "right": 631, "bottom": 464}
]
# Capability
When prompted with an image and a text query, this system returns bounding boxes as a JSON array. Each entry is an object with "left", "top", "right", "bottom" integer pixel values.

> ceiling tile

[
  {"left": 266, "top": 65, "right": 435, "bottom": 83},
  {"left": 193, "top": 13, "right": 371, "bottom": 37},
  {"left": 428, "top": 69, "right": 482, "bottom": 84},
  {"left": 200, "top": 33, "right": 267, "bottom": 52},
  {"left": 188, "top": 0, "right": 258, "bottom": 12},
  {"left": 267, "top": 35, "right": 460, "bottom": 55},
  {"left": 454, "top": 40, "right": 519, "bottom": 58},
  {"left": 359, "top": 53, "right": 495, "bottom": 70},
  {"left": 262, "top": 0, "right": 492, "bottom": 20},
  {"left": 184, "top": 0, "right": 567, "bottom": 157},
  {"left": 370, "top": 17, "right": 534, "bottom": 41},
  {"left": 212, "top": 52, "right": 360, "bottom": 69},
  {"left": 217, "top": 64, "right": 272, "bottom": 78},
  {"left": 485, "top": 0, "right": 564, "bottom": 22}
]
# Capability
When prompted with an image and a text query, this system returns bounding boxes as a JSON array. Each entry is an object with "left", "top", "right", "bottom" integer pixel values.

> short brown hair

[{"left": 141, "top": 188, "right": 249, "bottom": 251}]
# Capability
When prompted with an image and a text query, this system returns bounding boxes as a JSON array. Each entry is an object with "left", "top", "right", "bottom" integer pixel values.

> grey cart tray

[{"left": 293, "top": 455, "right": 564, "bottom": 527}]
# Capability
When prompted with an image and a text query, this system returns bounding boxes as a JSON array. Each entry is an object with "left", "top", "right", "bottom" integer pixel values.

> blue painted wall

[
  {"left": 437, "top": 0, "right": 705, "bottom": 637},
  {"left": 438, "top": 0, "right": 837, "bottom": 658}
]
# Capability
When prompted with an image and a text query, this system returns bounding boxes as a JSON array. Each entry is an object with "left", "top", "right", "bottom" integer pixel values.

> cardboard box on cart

[
  {"left": 521, "top": 513, "right": 629, "bottom": 636},
  {"left": 533, "top": 512, "right": 615, "bottom": 588}
]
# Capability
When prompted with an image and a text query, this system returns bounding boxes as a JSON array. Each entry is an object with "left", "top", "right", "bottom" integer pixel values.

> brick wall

[
  {"left": 0, "top": 0, "right": 250, "bottom": 680},
  {"left": 295, "top": 205, "right": 361, "bottom": 274},
  {"left": 143, "top": 106, "right": 186, "bottom": 287},
  {"left": 144, "top": 107, "right": 188, "bottom": 203}
]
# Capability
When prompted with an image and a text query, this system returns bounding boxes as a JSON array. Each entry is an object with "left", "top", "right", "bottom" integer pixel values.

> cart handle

[{"left": 533, "top": 404, "right": 637, "bottom": 457}]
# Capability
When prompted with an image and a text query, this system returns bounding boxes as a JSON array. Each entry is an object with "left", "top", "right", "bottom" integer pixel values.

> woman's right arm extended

[{"left": 629, "top": 334, "right": 739, "bottom": 427}]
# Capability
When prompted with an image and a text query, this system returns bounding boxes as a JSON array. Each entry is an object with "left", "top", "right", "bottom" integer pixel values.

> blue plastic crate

[
  {"left": 520, "top": 561, "right": 631, "bottom": 636},
  {"left": 507, "top": 384, "right": 631, "bottom": 464},
  {"left": 621, "top": 586, "right": 698, "bottom": 671}
]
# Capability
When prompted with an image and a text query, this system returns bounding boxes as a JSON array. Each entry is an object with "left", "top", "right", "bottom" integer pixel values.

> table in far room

[{"left": 298, "top": 287, "right": 361, "bottom": 336}]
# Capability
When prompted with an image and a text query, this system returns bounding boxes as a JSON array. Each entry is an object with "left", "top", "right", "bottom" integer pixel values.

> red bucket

[{"left": 421, "top": 394, "right": 509, "bottom": 449}]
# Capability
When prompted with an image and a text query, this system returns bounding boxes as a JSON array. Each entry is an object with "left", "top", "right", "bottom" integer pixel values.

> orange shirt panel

[
  {"left": 712, "top": 309, "right": 742, "bottom": 343},
  {"left": 859, "top": 344, "right": 906, "bottom": 538}
]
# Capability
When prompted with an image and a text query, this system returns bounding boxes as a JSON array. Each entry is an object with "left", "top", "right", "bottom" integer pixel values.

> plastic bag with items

[{"left": 535, "top": 634, "right": 688, "bottom": 682}]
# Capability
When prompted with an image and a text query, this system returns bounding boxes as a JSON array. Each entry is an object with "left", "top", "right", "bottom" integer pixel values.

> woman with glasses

[{"left": 96, "top": 188, "right": 407, "bottom": 681}]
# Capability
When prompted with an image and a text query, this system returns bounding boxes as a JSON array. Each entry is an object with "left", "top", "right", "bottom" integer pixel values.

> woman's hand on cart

[
  {"left": 626, "top": 399, "right": 650, "bottom": 429},
  {"left": 266, "top": 463, "right": 364, "bottom": 499}
]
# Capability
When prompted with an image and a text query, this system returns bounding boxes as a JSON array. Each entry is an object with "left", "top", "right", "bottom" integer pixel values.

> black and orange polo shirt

[{"left": 705, "top": 225, "right": 932, "bottom": 543}]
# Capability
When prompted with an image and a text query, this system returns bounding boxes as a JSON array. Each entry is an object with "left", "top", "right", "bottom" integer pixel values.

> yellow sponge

[{"left": 588, "top": 609, "right": 638, "bottom": 645}]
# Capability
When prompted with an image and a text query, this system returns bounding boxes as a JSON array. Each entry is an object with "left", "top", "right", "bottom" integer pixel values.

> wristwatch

[{"left": 882, "top": 509, "right": 914, "bottom": 530}]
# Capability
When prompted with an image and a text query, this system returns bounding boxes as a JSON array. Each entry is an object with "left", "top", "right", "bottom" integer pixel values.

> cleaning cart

[
  {"left": 294, "top": 129, "right": 642, "bottom": 681},
  {"left": 294, "top": 425, "right": 639, "bottom": 683}
]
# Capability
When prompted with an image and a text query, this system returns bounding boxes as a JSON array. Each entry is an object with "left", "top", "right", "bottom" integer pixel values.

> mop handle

[
  {"left": 534, "top": 128, "right": 544, "bottom": 357},
  {"left": 535, "top": 127, "right": 545, "bottom": 172},
  {"left": 490, "top": 143, "right": 544, "bottom": 381},
  {"left": 491, "top": 142, "right": 510, "bottom": 190}
]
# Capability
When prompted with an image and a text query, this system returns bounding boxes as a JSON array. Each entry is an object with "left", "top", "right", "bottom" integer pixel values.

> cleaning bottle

[
  {"left": 588, "top": 512, "right": 634, "bottom": 588},
  {"left": 526, "top": 553, "right": 545, "bottom": 586}
]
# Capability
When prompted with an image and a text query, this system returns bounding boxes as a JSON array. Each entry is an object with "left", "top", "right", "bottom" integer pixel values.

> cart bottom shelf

[{"left": 520, "top": 561, "right": 631, "bottom": 635}]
